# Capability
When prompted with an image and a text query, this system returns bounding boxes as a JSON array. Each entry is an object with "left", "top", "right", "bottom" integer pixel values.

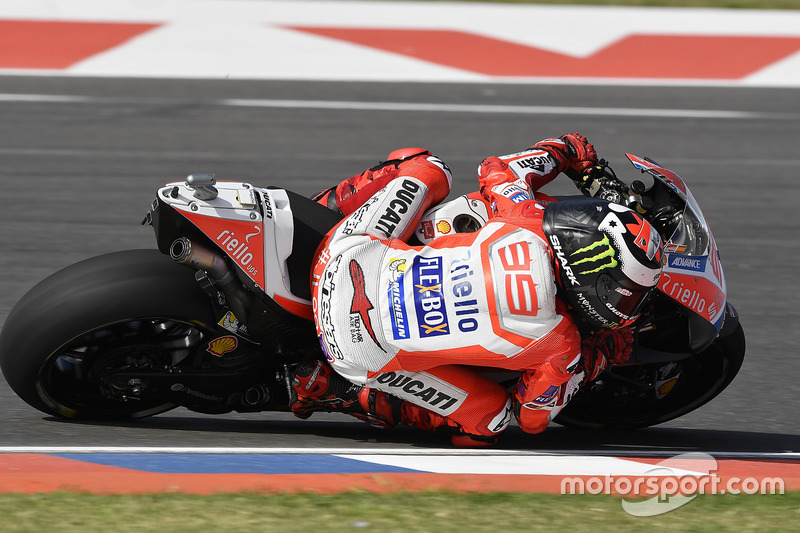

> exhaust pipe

[
  {"left": 170, "top": 237, "right": 253, "bottom": 322},
  {"left": 170, "top": 237, "right": 230, "bottom": 281}
]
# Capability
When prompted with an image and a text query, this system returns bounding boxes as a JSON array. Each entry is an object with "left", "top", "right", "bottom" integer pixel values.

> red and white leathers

[{"left": 310, "top": 143, "right": 590, "bottom": 441}]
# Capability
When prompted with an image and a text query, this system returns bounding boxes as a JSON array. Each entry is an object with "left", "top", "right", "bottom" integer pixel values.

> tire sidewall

[{"left": 0, "top": 250, "right": 217, "bottom": 416}]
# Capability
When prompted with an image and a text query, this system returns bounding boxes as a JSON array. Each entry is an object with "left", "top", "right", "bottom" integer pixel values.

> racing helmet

[{"left": 542, "top": 198, "right": 664, "bottom": 330}]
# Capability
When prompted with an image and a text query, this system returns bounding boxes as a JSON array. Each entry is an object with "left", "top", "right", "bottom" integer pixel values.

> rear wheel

[{"left": 0, "top": 250, "right": 218, "bottom": 419}]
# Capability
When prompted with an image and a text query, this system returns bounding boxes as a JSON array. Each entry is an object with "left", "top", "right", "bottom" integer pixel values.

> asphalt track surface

[{"left": 0, "top": 76, "right": 798, "bottom": 456}]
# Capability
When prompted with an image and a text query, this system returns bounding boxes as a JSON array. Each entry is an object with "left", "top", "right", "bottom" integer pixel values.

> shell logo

[
  {"left": 657, "top": 377, "right": 678, "bottom": 397},
  {"left": 207, "top": 335, "right": 238, "bottom": 357},
  {"left": 436, "top": 220, "right": 452, "bottom": 234}
]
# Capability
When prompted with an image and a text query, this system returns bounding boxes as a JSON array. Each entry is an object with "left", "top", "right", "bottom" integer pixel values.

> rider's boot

[
  {"left": 291, "top": 360, "right": 498, "bottom": 446},
  {"left": 290, "top": 360, "right": 398, "bottom": 429},
  {"left": 398, "top": 402, "right": 499, "bottom": 448}
]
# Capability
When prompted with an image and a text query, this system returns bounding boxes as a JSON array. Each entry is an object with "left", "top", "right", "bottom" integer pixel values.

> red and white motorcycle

[{"left": 0, "top": 155, "right": 745, "bottom": 431}]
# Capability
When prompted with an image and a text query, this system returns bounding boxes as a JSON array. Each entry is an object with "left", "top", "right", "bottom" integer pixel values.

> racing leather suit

[{"left": 310, "top": 143, "right": 587, "bottom": 440}]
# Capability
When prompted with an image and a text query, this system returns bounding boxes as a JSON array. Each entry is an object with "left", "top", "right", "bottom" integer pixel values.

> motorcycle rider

[{"left": 293, "top": 134, "right": 664, "bottom": 446}]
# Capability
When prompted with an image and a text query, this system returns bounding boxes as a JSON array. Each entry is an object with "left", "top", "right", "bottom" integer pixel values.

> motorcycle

[{"left": 0, "top": 154, "right": 745, "bottom": 432}]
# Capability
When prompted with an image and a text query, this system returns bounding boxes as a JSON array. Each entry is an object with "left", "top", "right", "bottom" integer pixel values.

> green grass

[
  {"left": 412, "top": 0, "right": 800, "bottom": 9},
  {"left": 0, "top": 492, "right": 798, "bottom": 532}
]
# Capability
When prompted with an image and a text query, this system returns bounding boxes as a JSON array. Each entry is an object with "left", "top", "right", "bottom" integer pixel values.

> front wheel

[
  {"left": 554, "top": 322, "right": 746, "bottom": 430},
  {"left": 0, "top": 250, "right": 218, "bottom": 419}
]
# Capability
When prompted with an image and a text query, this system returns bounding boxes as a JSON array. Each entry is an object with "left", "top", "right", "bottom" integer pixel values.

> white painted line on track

[
  {"left": 1, "top": 446, "right": 798, "bottom": 460},
  {"left": 221, "top": 99, "right": 761, "bottom": 119},
  {"left": 340, "top": 454, "right": 708, "bottom": 476},
  {"left": 0, "top": 446, "right": 609, "bottom": 455},
  {"left": 0, "top": 92, "right": 791, "bottom": 120}
]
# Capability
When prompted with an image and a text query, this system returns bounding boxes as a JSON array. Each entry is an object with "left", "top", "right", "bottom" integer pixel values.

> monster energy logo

[{"left": 571, "top": 235, "right": 617, "bottom": 274}]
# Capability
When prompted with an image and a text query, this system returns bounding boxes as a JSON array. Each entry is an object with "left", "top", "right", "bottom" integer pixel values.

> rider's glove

[
  {"left": 532, "top": 133, "right": 598, "bottom": 181},
  {"left": 579, "top": 341, "right": 608, "bottom": 383},
  {"left": 580, "top": 327, "right": 636, "bottom": 382}
]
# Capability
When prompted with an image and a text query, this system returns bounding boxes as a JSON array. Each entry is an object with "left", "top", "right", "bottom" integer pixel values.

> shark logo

[{"left": 349, "top": 260, "right": 385, "bottom": 352}]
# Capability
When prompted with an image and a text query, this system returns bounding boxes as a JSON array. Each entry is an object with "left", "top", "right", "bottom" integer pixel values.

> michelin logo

[{"left": 388, "top": 258, "right": 410, "bottom": 340}]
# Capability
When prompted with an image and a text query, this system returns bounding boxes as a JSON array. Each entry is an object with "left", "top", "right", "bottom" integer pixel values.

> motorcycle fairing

[
  {"left": 626, "top": 154, "right": 727, "bottom": 331},
  {"left": 163, "top": 181, "right": 267, "bottom": 290},
  {"left": 156, "top": 181, "right": 317, "bottom": 320},
  {"left": 259, "top": 188, "right": 315, "bottom": 320}
]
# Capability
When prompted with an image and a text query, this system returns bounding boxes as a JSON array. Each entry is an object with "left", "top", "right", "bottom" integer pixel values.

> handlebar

[{"left": 574, "top": 159, "right": 653, "bottom": 216}]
